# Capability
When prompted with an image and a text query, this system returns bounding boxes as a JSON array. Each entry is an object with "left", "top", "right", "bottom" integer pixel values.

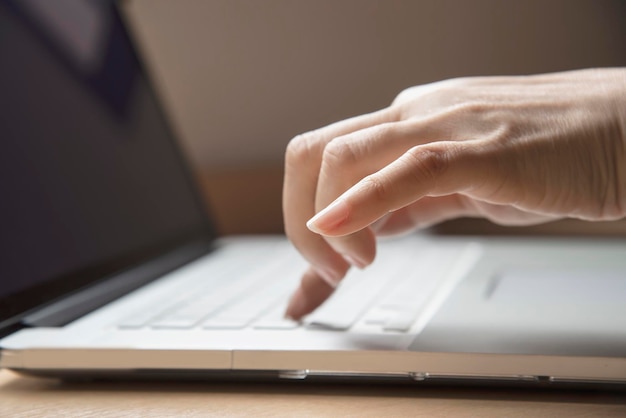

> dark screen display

[{"left": 0, "top": 0, "right": 212, "bottom": 321}]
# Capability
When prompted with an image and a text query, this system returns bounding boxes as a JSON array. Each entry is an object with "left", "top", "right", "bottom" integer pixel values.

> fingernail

[
  {"left": 307, "top": 198, "right": 349, "bottom": 235},
  {"left": 343, "top": 254, "right": 367, "bottom": 269},
  {"left": 285, "top": 287, "right": 307, "bottom": 320}
]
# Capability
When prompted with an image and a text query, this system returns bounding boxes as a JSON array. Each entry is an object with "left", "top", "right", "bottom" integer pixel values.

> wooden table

[{"left": 2, "top": 369, "right": 626, "bottom": 417}]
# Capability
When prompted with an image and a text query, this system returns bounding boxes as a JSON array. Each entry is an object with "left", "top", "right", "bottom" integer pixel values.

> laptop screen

[{"left": 0, "top": 1, "right": 214, "bottom": 324}]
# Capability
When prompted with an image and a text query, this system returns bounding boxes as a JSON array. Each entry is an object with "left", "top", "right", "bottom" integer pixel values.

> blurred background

[{"left": 122, "top": 0, "right": 626, "bottom": 235}]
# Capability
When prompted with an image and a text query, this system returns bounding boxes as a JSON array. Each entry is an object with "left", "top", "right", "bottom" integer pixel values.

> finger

[
  {"left": 374, "top": 195, "right": 558, "bottom": 236},
  {"left": 283, "top": 107, "right": 399, "bottom": 285},
  {"left": 307, "top": 141, "right": 496, "bottom": 237},
  {"left": 312, "top": 118, "right": 463, "bottom": 266},
  {"left": 314, "top": 122, "right": 414, "bottom": 268},
  {"left": 374, "top": 195, "right": 471, "bottom": 235},
  {"left": 466, "top": 198, "right": 561, "bottom": 226},
  {"left": 285, "top": 266, "right": 335, "bottom": 320}
]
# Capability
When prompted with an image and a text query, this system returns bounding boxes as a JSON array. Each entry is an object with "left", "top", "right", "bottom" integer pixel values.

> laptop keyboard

[
  {"left": 304, "top": 244, "right": 457, "bottom": 332},
  {"left": 118, "top": 244, "right": 301, "bottom": 330},
  {"left": 117, "top": 240, "right": 467, "bottom": 333}
]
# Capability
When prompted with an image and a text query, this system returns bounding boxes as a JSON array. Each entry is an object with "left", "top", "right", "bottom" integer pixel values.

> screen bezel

[{"left": 0, "top": 1, "right": 217, "bottom": 330}]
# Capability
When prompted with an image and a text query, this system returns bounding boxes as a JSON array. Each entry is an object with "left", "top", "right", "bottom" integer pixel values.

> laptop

[{"left": 1, "top": 0, "right": 625, "bottom": 388}]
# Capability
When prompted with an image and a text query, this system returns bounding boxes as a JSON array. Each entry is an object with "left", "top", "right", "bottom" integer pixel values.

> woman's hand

[{"left": 283, "top": 68, "right": 626, "bottom": 319}]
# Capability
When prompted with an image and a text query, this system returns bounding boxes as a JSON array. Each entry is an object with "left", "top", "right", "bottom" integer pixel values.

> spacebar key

[{"left": 305, "top": 295, "right": 371, "bottom": 330}]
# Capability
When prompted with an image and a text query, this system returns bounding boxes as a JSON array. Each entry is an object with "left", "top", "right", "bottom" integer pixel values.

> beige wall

[{"left": 123, "top": 0, "right": 626, "bottom": 170}]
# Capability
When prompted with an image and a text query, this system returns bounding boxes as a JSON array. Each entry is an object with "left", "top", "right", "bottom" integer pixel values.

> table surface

[{"left": 2, "top": 369, "right": 626, "bottom": 417}]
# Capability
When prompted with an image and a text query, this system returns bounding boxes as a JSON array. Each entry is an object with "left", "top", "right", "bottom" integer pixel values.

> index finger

[{"left": 306, "top": 141, "right": 498, "bottom": 237}]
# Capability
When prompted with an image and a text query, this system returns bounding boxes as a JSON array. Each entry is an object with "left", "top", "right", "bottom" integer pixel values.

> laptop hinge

[
  {"left": 0, "top": 320, "right": 27, "bottom": 340},
  {"left": 21, "top": 240, "right": 213, "bottom": 328}
]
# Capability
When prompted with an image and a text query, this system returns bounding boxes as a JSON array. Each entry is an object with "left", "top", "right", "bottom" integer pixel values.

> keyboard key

[
  {"left": 150, "top": 317, "right": 199, "bottom": 329},
  {"left": 254, "top": 304, "right": 300, "bottom": 330},
  {"left": 361, "top": 309, "right": 394, "bottom": 325},
  {"left": 375, "top": 247, "right": 467, "bottom": 332},
  {"left": 382, "top": 311, "right": 424, "bottom": 332},
  {"left": 118, "top": 315, "right": 155, "bottom": 330},
  {"left": 203, "top": 318, "right": 249, "bottom": 329},
  {"left": 305, "top": 256, "right": 406, "bottom": 330},
  {"left": 150, "top": 299, "right": 222, "bottom": 329},
  {"left": 150, "top": 249, "right": 303, "bottom": 330},
  {"left": 254, "top": 318, "right": 300, "bottom": 330}
]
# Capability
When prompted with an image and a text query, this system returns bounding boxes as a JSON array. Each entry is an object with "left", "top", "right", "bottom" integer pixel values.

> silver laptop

[{"left": 1, "top": 0, "right": 625, "bottom": 388}]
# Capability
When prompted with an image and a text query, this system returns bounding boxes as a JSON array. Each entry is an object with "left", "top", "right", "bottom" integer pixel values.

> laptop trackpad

[
  {"left": 410, "top": 267, "right": 626, "bottom": 356},
  {"left": 489, "top": 269, "right": 626, "bottom": 305}
]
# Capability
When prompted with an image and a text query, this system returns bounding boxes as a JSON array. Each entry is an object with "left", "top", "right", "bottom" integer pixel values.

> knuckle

[
  {"left": 359, "top": 174, "right": 390, "bottom": 204},
  {"left": 322, "top": 136, "right": 358, "bottom": 168},
  {"left": 394, "top": 76, "right": 475, "bottom": 104},
  {"left": 452, "top": 101, "right": 492, "bottom": 116},
  {"left": 321, "top": 122, "right": 399, "bottom": 173},
  {"left": 404, "top": 145, "right": 451, "bottom": 183},
  {"left": 285, "top": 132, "right": 319, "bottom": 167},
  {"left": 393, "top": 86, "right": 421, "bottom": 105},
  {"left": 370, "top": 123, "right": 396, "bottom": 143},
  {"left": 446, "top": 75, "right": 480, "bottom": 86}
]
